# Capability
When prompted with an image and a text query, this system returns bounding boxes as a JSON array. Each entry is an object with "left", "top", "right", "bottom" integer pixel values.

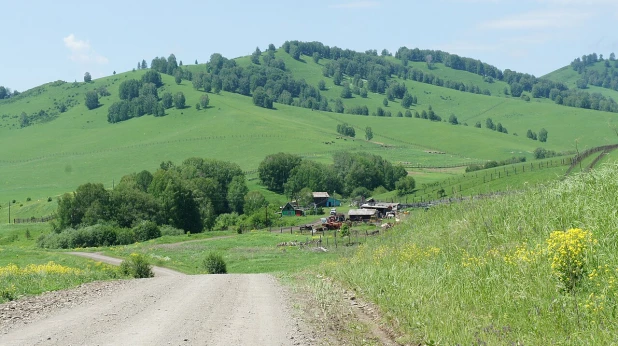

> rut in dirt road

[{"left": 2, "top": 254, "right": 317, "bottom": 346}]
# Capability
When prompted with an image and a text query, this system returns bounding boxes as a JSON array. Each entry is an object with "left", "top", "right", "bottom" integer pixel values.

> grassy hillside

[
  {"left": 544, "top": 61, "right": 618, "bottom": 100},
  {"left": 2, "top": 46, "right": 618, "bottom": 208},
  {"left": 325, "top": 163, "right": 618, "bottom": 344}
]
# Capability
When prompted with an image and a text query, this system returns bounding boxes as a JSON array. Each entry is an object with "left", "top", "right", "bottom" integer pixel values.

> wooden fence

[{"left": 13, "top": 215, "right": 55, "bottom": 224}]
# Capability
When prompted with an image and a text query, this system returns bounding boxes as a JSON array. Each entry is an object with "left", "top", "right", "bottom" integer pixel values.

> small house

[
  {"left": 313, "top": 192, "right": 341, "bottom": 207},
  {"left": 312, "top": 192, "right": 330, "bottom": 207},
  {"left": 348, "top": 208, "right": 378, "bottom": 222},
  {"left": 281, "top": 202, "right": 296, "bottom": 217}
]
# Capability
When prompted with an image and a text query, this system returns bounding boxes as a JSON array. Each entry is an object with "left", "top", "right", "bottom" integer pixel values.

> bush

[
  {"left": 160, "top": 225, "right": 184, "bottom": 237},
  {"left": 47, "top": 197, "right": 52, "bottom": 202},
  {"left": 120, "top": 253, "right": 154, "bottom": 278},
  {"left": 116, "top": 228, "right": 135, "bottom": 245},
  {"left": 26, "top": 197, "right": 31, "bottom": 202},
  {"left": 203, "top": 252, "right": 227, "bottom": 274},
  {"left": 132, "top": 220, "right": 161, "bottom": 242}
]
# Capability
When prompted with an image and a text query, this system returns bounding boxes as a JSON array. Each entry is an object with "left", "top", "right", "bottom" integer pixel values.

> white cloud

[
  {"left": 479, "top": 9, "right": 591, "bottom": 30},
  {"left": 63, "top": 34, "right": 108, "bottom": 64},
  {"left": 329, "top": 1, "right": 380, "bottom": 9}
]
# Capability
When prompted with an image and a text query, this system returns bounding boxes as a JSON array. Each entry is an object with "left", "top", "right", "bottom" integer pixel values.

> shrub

[
  {"left": 203, "top": 252, "right": 227, "bottom": 274},
  {"left": 116, "top": 228, "right": 135, "bottom": 245},
  {"left": 120, "top": 253, "right": 154, "bottom": 278},
  {"left": 47, "top": 197, "right": 52, "bottom": 202},
  {"left": 160, "top": 225, "right": 184, "bottom": 237},
  {"left": 26, "top": 197, "right": 31, "bottom": 202},
  {"left": 132, "top": 220, "right": 161, "bottom": 242},
  {"left": 546, "top": 228, "right": 596, "bottom": 292}
]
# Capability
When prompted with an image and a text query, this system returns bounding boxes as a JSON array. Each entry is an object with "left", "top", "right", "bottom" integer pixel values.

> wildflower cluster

[
  {"left": 583, "top": 265, "right": 618, "bottom": 322},
  {"left": 0, "top": 261, "right": 82, "bottom": 276},
  {"left": 503, "top": 243, "right": 543, "bottom": 266},
  {"left": 546, "top": 228, "right": 596, "bottom": 292}
]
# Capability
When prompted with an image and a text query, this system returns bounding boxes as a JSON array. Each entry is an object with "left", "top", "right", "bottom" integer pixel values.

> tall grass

[{"left": 324, "top": 163, "right": 618, "bottom": 344}]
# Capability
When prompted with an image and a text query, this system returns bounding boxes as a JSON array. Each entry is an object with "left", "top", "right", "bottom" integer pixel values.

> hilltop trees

[
  {"left": 107, "top": 74, "right": 168, "bottom": 123},
  {"left": 84, "top": 72, "right": 92, "bottom": 83}
]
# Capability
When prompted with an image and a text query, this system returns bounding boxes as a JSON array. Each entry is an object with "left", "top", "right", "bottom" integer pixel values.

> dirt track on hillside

[{"left": 1, "top": 254, "right": 318, "bottom": 346}]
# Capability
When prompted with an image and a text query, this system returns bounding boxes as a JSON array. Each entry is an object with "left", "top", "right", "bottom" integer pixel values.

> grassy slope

[
  {"left": 325, "top": 163, "right": 618, "bottom": 344},
  {"left": 1, "top": 49, "right": 618, "bottom": 206},
  {"left": 543, "top": 61, "right": 618, "bottom": 99}
]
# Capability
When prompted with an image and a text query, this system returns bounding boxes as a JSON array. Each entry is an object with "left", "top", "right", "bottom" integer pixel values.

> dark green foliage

[
  {"left": 85, "top": 91, "right": 99, "bottom": 110},
  {"left": 533, "top": 147, "right": 558, "bottom": 159},
  {"left": 333, "top": 151, "right": 407, "bottom": 196},
  {"left": 132, "top": 220, "right": 161, "bottom": 242},
  {"left": 360, "top": 88, "right": 368, "bottom": 98},
  {"left": 203, "top": 253, "right": 227, "bottom": 274},
  {"left": 485, "top": 118, "right": 496, "bottom": 130},
  {"left": 162, "top": 92, "right": 173, "bottom": 109},
  {"left": 141, "top": 70, "right": 162, "bottom": 87},
  {"left": 243, "top": 191, "right": 267, "bottom": 215},
  {"left": 337, "top": 123, "right": 355, "bottom": 137},
  {"left": 396, "top": 176, "right": 416, "bottom": 196},
  {"left": 383, "top": 98, "right": 388, "bottom": 107},
  {"left": 318, "top": 80, "right": 326, "bottom": 91},
  {"left": 396, "top": 111, "right": 403, "bottom": 117},
  {"left": 258, "top": 153, "right": 302, "bottom": 193},
  {"left": 283, "top": 161, "right": 342, "bottom": 200},
  {"left": 448, "top": 114, "right": 458, "bottom": 125},
  {"left": 200, "top": 94, "right": 210, "bottom": 109},
  {"left": 84, "top": 72, "right": 92, "bottom": 83},
  {"left": 173, "top": 92, "right": 185, "bottom": 109},
  {"left": 252, "top": 87, "right": 273, "bottom": 109},
  {"left": 365, "top": 127, "right": 373, "bottom": 140},
  {"left": 465, "top": 156, "right": 526, "bottom": 173},
  {"left": 345, "top": 105, "right": 369, "bottom": 115},
  {"left": 120, "top": 254, "right": 154, "bottom": 278},
  {"left": 251, "top": 47, "right": 261, "bottom": 64},
  {"left": 341, "top": 85, "right": 352, "bottom": 99},
  {"left": 119, "top": 79, "right": 141, "bottom": 100},
  {"left": 527, "top": 129, "right": 538, "bottom": 140},
  {"left": 405, "top": 110, "right": 412, "bottom": 118},
  {"left": 475, "top": 121, "right": 481, "bottom": 128},
  {"left": 401, "top": 92, "right": 414, "bottom": 108},
  {"left": 539, "top": 128, "right": 548, "bottom": 142}
]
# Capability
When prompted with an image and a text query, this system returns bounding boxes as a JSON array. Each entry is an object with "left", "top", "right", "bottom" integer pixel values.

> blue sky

[{"left": 2, "top": 0, "right": 617, "bottom": 92}]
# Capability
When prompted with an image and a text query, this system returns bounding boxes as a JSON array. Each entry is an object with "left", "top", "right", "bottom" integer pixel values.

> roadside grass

[
  {"left": 103, "top": 230, "right": 364, "bottom": 274},
  {"left": 0, "top": 223, "right": 125, "bottom": 303},
  {"left": 322, "top": 163, "right": 618, "bottom": 344}
]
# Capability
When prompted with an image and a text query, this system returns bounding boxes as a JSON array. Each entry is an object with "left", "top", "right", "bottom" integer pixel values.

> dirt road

[{"left": 1, "top": 254, "right": 318, "bottom": 346}]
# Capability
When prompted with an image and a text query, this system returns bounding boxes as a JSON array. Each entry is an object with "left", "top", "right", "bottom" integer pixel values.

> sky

[{"left": 1, "top": 0, "right": 617, "bottom": 92}]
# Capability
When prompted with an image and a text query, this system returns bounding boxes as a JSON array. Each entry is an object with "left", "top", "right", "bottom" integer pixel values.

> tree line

[
  {"left": 570, "top": 53, "right": 618, "bottom": 91},
  {"left": 258, "top": 151, "right": 409, "bottom": 200}
]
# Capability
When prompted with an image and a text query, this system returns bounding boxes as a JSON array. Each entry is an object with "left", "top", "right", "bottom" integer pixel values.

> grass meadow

[
  {"left": 323, "top": 163, "right": 618, "bottom": 344},
  {"left": 2, "top": 49, "right": 618, "bottom": 207}
]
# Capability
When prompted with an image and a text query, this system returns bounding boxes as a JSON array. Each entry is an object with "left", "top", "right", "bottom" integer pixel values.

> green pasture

[{"left": 325, "top": 163, "right": 618, "bottom": 344}]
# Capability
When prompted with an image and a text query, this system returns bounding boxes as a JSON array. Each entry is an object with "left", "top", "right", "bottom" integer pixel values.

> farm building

[
  {"left": 312, "top": 192, "right": 341, "bottom": 207},
  {"left": 281, "top": 202, "right": 304, "bottom": 217},
  {"left": 360, "top": 202, "right": 400, "bottom": 218},
  {"left": 348, "top": 208, "right": 378, "bottom": 222}
]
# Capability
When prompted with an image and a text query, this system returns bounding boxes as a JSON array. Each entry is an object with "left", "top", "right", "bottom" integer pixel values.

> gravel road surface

[{"left": 1, "top": 254, "right": 318, "bottom": 346}]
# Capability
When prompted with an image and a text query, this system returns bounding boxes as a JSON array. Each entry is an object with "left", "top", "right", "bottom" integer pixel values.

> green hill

[
  {"left": 2, "top": 43, "right": 618, "bottom": 206},
  {"left": 543, "top": 54, "right": 618, "bottom": 100}
]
